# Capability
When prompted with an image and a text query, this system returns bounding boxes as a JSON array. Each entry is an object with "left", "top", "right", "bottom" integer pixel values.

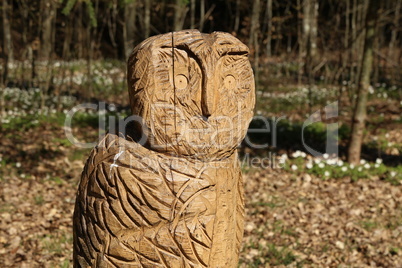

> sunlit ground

[{"left": 0, "top": 60, "right": 401, "bottom": 267}]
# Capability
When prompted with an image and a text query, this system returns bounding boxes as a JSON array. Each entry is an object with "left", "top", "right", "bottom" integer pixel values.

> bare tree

[
  {"left": 174, "top": 0, "right": 188, "bottom": 31},
  {"left": 39, "top": 0, "right": 57, "bottom": 60},
  {"left": 302, "top": 0, "right": 318, "bottom": 59},
  {"left": 264, "top": 0, "right": 273, "bottom": 57},
  {"left": 124, "top": 0, "right": 137, "bottom": 58},
  {"left": 199, "top": 0, "right": 205, "bottom": 31},
  {"left": 388, "top": 0, "right": 401, "bottom": 83},
  {"left": 2, "top": 0, "right": 13, "bottom": 86},
  {"left": 348, "top": 0, "right": 379, "bottom": 164},
  {"left": 144, "top": 0, "right": 151, "bottom": 38},
  {"left": 249, "top": 0, "right": 260, "bottom": 47}
]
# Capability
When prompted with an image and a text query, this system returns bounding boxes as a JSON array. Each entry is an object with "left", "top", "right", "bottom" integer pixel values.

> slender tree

[
  {"left": 190, "top": 0, "right": 195, "bottom": 28},
  {"left": 389, "top": 0, "right": 401, "bottom": 84},
  {"left": 39, "top": 0, "right": 57, "bottom": 60},
  {"left": 144, "top": 0, "right": 151, "bottom": 38},
  {"left": 347, "top": 0, "right": 379, "bottom": 164},
  {"left": 2, "top": 0, "right": 13, "bottom": 86},
  {"left": 264, "top": 0, "right": 273, "bottom": 57},
  {"left": 123, "top": 0, "right": 137, "bottom": 58},
  {"left": 199, "top": 0, "right": 205, "bottom": 31},
  {"left": 249, "top": 0, "right": 260, "bottom": 47},
  {"left": 174, "top": 0, "right": 188, "bottom": 31}
]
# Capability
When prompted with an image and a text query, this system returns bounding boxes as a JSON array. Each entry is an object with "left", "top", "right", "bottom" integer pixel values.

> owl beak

[{"left": 201, "top": 80, "right": 218, "bottom": 119}]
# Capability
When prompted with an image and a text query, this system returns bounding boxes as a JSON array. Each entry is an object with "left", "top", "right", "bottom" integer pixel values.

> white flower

[
  {"left": 306, "top": 162, "right": 313, "bottom": 169},
  {"left": 337, "top": 160, "right": 344, "bottom": 166},
  {"left": 314, "top": 158, "right": 321, "bottom": 164},
  {"left": 108, "top": 104, "right": 116, "bottom": 112},
  {"left": 324, "top": 171, "right": 330, "bottom": 177},
  {"left": 358, "top": 167, "right": 363, "bottom": 172},
  {"left": 20, "top": 174, "right": 26, "bottom": 178},
  {"left": 374, "top": 163, "right": 380, "bottom": 168},
  {"left": 291, "top": 164, "right": 298, "bottom": 171},
  {"left": 349, "top": 164, "right": 355, "bottom": 169},
  {"left": 364, "top": 163, "right": 370, "bottom": 169},
  {"left": 300, "top": 152, "right": 307, "bottom": 158},
  {"left": 390, "top": 171, "right": 397, "bottom": 178},
  {"left": 292, "top": 150, "right": 302, "bottom": 158},
  {"left": 326, "top": 158, "right": 336, "bottom": 165},
  {"left": 323, "top": 153, "right": 329, "bottom": 159},
  {"left": 376, "top": 158, "right": 383, "bottom": 164},
  {"left": 360, "top": 159, "right": 366, "bottom": 165},
  {"left": 318, "top": 163, "right": 325, "bottom": 168},
  {"left": 281, "top": 154, "right": 288, "bottom": 160},
  {"left": 16, "top": 162, "right": 21, "bottom": 168},
  {"left": 341, "top": 166, "right": 348, "bottom": 172}
]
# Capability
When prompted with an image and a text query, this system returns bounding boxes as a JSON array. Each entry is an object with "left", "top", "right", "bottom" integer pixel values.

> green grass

[
  {"left": 241, "top": 242, "right": 299, "bottom": 267},
  {"left": 41, "top": 233, "right": 73, "bottom": 255},
  {"left": 34, "top": 194, "right": 45, "bottom": 205},
  {"left": 264, "top": 243, "right": 298, "bottom": 266},
  {"left": 359, "top": 220, "right": 379, "bottom": 231}
]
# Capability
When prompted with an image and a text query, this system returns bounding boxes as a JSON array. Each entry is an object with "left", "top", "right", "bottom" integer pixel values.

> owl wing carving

[{"left": 73, "top": 134, "right": 244, "bottom": 267}]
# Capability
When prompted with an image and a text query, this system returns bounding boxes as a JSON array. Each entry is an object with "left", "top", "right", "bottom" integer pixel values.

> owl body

[
  {"left": 73, "top": 30, "right": 255, "bottom": 267},
  {"left": 73, "top": 134, "right": 244, "bottom": 267}
]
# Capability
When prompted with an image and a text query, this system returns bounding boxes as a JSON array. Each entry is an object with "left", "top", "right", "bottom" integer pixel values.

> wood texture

[{"left": 73, "top": 30, "right": 255, "bottom": 267}]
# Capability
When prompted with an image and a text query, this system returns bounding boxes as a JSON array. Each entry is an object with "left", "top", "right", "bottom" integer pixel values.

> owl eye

[
  {"left": 174, "top": 74, "right": 188, "bottom": 89},
  {"left": 223, "top": 75, "right": 236, "bottom": 90}
]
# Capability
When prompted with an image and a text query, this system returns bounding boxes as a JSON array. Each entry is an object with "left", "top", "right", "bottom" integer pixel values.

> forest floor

[
  {"left": 0, "top": 62, "right": 401, "bottom": 267},
  {"left": 0, "top": 135, "right": 401, "bottom": 268},
  {"left": 0, "top": 109, "right": 401, "bottom": 267}
]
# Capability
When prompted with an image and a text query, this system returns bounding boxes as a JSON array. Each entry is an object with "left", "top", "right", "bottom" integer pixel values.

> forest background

[{"left": 1, "top": 0, "right": 402, "bottom": 267}]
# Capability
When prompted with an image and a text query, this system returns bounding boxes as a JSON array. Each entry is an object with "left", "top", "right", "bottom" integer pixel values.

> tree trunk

[
  {"left": 2, "top": 0, "right": 13, "bottom": 86},
  {"left": 76, "top": 4, "right": 84, "bottom": 58},
  {"left": 144, "top": 0, "right": 151, "bottom": 38},
  {"left": 107, "top": 0, "right": 118, "bottom": 56},
  {"left": 2, "top": 0, "right": 13, "bottom": 63},
  {"left": 297, "top": 0, "right": 303, "bottom": 84},
  {"left": 347, "top": 0, "right": 379, "bottom": 164},
  {"left": 124, "top": 0, "right": 137, "bottom": 58},
  {"left": 303, "top": 0, "right": 319, "bottom": 112},
  {"left": 174, "top": 0, "right": 188, "bottom": 31},
  {"left": 40, "top": 0, "right": 56, "bottom": 60},
  {"left": 265, "top": 0, "right": 272, "bottom": 57},
  {"left": 389, "top": 0, "right": 401, "bottom": 84},
  {"left": 343, "top": 0, "right": 350, "bottom": 84},
  {"left": 234, "top": 0, "right": 240, "bottom": 32},
  {"left": 63, "top": 12, "right": 73, "bottom": 60},
  {"left": 354, "top": 0, "right": 368, "bottom": 85},
  {"left": 302, "top": 0, "right": 318, "bottom": 59},
  {"left": 249, "top": 0, "right": 260, "bottom": 47},
  {"left": 190, "top": 0, "right": 195, "bottom": 28},
  {"left": 199, "top": 0, "right": 205, "bottom": 31},
  {"left": 18, "top": 0, "right": 30, "bottom": 85},
  {"left": 350, "top": 0, "right": 357, "bottom": 84}
]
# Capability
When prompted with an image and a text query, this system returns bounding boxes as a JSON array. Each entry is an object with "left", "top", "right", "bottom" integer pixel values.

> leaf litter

[{"left": 0, "top": 123, "right": 401, "bottom": 267}]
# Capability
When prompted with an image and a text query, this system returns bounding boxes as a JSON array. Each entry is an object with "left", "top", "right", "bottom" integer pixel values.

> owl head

[{"left": 127, "top": 30, "right": 255, "bottom": 161}]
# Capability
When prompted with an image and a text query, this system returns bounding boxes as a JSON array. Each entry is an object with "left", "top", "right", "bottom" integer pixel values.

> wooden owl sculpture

[{"left": 73, "top": 30, "right": 255, "bottom": 267}]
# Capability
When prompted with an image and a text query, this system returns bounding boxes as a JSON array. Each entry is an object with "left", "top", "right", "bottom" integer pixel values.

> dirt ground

[{"left": 0, "top": 143, "right": 401, "bottom": 267}]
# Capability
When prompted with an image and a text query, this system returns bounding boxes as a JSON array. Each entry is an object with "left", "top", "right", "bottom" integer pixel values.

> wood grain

[{"left": 73, "top": 29, "right": 255, "bottom": 267}]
